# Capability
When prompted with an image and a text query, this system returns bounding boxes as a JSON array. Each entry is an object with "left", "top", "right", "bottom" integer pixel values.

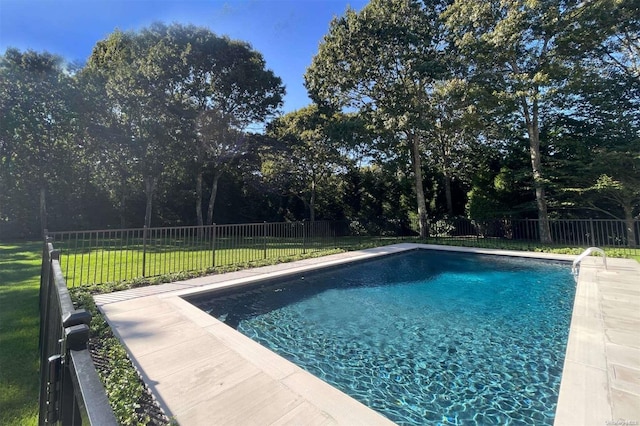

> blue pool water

[{"left": 188, "top": 250, "right": 575, "bottom": 425}]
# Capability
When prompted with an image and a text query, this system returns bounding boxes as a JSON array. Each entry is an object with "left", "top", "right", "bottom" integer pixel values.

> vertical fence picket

[
  {"left": 302, "top": 221, "right": 306, "bottom": 254},
  {"left": 222, "top": 225, "right": 228, "bottom": 266},
  {"left": 234, "top": 224, "right": 238, "bottom": 264},
  {"left": 263, "top": 222, "right": 267, "bottom": 260},
  {"left": 237, "top": 224, "right": 242, "bottom": 263},
  {"left": 212, "top": 224, "right": 216, "bottom": 268}
]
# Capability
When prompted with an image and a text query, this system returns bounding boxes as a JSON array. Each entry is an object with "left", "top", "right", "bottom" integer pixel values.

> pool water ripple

[{"left": 191, "top": 250, "right": 575, "bottom": 425}]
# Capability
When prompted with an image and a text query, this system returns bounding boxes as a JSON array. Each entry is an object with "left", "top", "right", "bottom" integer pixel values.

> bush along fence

[
  {"left": 45, "top": 218, "right": 639, "bottom": 288},
  {"left": 39, "top": 239, "right": 116, "bottom": 425}
]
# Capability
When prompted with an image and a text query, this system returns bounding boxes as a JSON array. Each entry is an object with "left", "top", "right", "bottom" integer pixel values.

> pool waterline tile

[{"left": 94, "top": 244, "right": 640, "bottom": 426}]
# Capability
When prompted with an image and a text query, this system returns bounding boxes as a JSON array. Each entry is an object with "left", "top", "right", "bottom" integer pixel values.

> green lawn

[{"left": 0, "top": 242, "right": 41, "bottom": 426}]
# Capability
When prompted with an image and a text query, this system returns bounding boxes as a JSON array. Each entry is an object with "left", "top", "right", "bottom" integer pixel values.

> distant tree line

[{"left": 1, "top": 1, "right": 638, "bottom": 242}]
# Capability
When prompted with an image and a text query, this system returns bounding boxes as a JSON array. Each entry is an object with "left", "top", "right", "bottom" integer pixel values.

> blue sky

[{"left": 0, "top": 0, "right": 368, "bottom": 113}]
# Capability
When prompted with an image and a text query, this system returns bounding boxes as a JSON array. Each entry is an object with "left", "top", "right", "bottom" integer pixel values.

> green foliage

[
  {"left": 558, "top": 0, "right": 639, "bottom": 85},
  {"left": 442, "top": 0, "right": 599, "bottom": 241},
  {"left": 306, "top": 0, "right": 446, "bottom": 117},
  {"left": 173, "top": 26, "right": 284, "bottom": 226},
  {"left": 264, "top": 105, "right": 352, "bottom": 221},
  {"left": 544, "top": 34, "right": 639, "bottom": 224},
  {"left": 466, "top": 187, "right": 501, "bottom": 221},
  {"left": 339, "top": 165, "right": 416, "bottom": 235},
  {"left": 442, "top": 0, "right": 640, "bottom": 231},
  {"left": 81, "top": 23, "right": 285, "bottom": 229},
  {"left": 430, "top": 219, "right": 456, "bottom": 237},
  {"left": 99, "top": 337, "right": 148, "bottom": 425},
  {"left": 0, "top": 49, "right": 83, "bottom": 237},
  {"left": 305, "top": 0, "right": 453, "bottom": 237},
  {"left": 2, "top": 2, "right": 639, "bottom": 237},
  {"left": 85, "top": 25, "right": 194, "bottom": 228}
]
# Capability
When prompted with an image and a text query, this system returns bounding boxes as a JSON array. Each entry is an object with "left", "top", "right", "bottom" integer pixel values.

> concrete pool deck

[{"left": 94, "top": 244, "right": 640, "bottom": 425}]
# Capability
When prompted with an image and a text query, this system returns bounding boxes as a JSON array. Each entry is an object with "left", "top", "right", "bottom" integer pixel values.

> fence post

[
  {"left": 39, "top": 235, "right": 52, "bottom": 349},
  {"left": 60, "top": 312, "right": 91, "bottom": 423},
  {"left": 39, "top": 241, "right": 55, "bottom": 425},
  {"left": 142, "top": 226, "right": 148, "bottom": 278},
  {"left": 589, "top": 218, "right": 596, "bottom": 246},
  {"left": 302, "top": 221, "right": 307, "bottom": 255},
  {"left": 211, "top": 223, "right": 217, "bottom": 268},
  {"left": 44, "top": 354, "right": 62, "bottom": 424}
]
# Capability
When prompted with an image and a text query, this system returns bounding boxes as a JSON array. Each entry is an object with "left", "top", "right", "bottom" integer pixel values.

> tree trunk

[
  {"left": 206, "top": 170, "right": 223, "bottom": 225},
  {"left": 623, "top": 205, "right": 638, "bottom": 247},
  {"left": 119, "top": 177, "right": 127, "bottom": 229},
  {"left": 443, "top": 170, "right": 453, "bottom": 215},
  {"left": 309, "top": 180, "right": 316, "bottom": 223},
  {"left": 439, "top": 135, "right": 453, "bottom": 215},
  {"left": 143, "top": 176, "right": 156, "bottom": 229},
  {"left": 410, "top": 133, "right": 429, "bottom": 238},
  {"left": 196, "top": 171, "right": 204, "bottom": 227},
  {"left": 39, "top": 187, "right": 47, "bottom": 237},
  {"left": 522, "top": 95, "right": 552, "bottom": 244},
  {"left": 529, "top": 134, "right": 552, "bottom": 243}
]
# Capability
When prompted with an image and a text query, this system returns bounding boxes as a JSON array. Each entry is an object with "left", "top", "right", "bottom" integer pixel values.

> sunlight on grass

[{"left": 0, "top": 242, "right": 42, "bottom": 426}]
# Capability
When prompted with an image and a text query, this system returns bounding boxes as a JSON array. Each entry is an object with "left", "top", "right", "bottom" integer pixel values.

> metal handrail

[{"left": 572, "top": 247, "right": 607, "bottom": 277}]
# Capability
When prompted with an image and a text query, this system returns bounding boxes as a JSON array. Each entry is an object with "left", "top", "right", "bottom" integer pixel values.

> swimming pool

[{"left": 187, "top": 250, "right": 575, "bottom": 425}]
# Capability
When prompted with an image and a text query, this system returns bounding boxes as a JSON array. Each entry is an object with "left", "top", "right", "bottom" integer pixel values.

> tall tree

[
  {"left": 194, "top": 110, "right": 248, "bottom": 226},
  {"left": 86, "top": 25, "right": 190, "bottom": 228},
  {"left": 442, "top": 0, "right": 590, "bottom": 243},
  {"left": 545, "top": 0, "right": 639, "bottom": 243},
  {"left": 75, "top": 66, "right": 140, "bottom": 228},
  {"left": 174, "top": 26, "right": 284, "bottom": 227},
  {"left": 547, "top": 71, "right": 639, "bottom": 244},
  {"left": 424, "top": 78, "right": 485, "bottom": 215},
  {"left": 305, "top": 0, "right": 449, "bottom": 238},
  {"left": 0, "top": 48, "right": 78, "bottom": 236},
  {"left": 264, "top": 105, "right": 347, "bottom": 222}
]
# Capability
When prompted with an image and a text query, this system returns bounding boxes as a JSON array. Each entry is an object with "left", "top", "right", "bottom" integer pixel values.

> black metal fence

[
  {"left": 46, "top": 221, "right": 352, "bottom": 287},
  {"left": 39, "top": 240, "right": 116, "bottom": 425},
  {"left": 429, "top": 217, "right": 640, "bottom": 250},
  {"left": 46, "top": 218, "right": 639, "bottom": 288}
]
